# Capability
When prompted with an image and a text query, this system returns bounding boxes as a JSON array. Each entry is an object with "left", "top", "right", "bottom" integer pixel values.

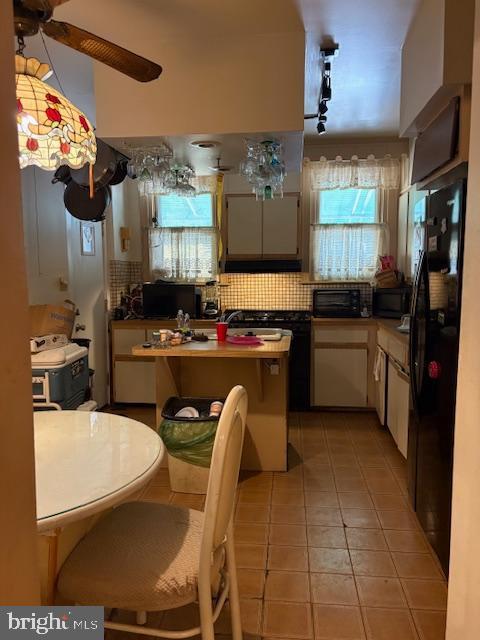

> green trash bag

[{"left": 159, "top": 419, "right": 218, "bottom": 468}]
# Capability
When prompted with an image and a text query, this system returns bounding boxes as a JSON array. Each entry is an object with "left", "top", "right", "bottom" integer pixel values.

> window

[
  {"left": 156, "top": 193, "right": 213, "bottom": 227},
  {"left": 149, "top": 193, "right": 217, "bottom": 282},
  {"left": 311, "top": 187, "right": 386, "bottom": 281}
]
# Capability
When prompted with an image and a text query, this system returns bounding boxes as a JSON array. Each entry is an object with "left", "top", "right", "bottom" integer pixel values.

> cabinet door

[
  {"left": 226, "top": 196, "right": 262, "bottom": 256},
  {"left": 374, "top": 348, "right": 387, "bottom": 426},
  {"left": 313, "top": 348, "right": 368, "bottom": 407},
  {"left": 387, "top": 360, "right": 398, "bottom": 444},
  {"left": 387, "top": 360, "right": 410, "bottom": 458},
  {"left": 395, "top": 368, "right": 410, "bottom": 458},
  {"left": 114, "top": 360, "right": 155, "bottom": 403},
  {"left": 262, "top": 196, "right": 299, "bottom": 256}
]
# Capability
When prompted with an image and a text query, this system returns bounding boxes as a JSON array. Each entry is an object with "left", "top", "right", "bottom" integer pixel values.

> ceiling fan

[{"left": 13, "top": 0, "right": 162, "bottom": 82}]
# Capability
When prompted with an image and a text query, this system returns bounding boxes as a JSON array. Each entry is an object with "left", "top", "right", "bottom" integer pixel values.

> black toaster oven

[{"left": 313, "top": 289, "right": 361, "bottom": 318}]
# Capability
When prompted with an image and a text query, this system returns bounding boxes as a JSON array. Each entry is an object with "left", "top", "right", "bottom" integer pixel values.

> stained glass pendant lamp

[{"left": 15, "top": 54, "right": 97, "bottom": 171}]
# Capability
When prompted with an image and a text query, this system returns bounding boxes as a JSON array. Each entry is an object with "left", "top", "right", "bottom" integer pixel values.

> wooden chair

[{"left": 58, "top": 385, "right": 248, "bottom": 640}]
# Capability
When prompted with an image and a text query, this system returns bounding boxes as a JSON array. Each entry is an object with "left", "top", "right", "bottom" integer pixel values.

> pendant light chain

[{"left": 40, "top": 30, "right": 67, "bottom": 98}]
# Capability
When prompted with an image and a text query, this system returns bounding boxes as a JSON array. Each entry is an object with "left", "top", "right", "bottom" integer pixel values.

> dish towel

[{"left": 373, "top": 346, "right": 384, "bottom": 382}]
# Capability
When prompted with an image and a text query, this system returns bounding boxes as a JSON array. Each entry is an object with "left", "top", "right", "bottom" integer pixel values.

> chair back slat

[{"left": 199, "top": 386, "right": 247, "bottom": 578}]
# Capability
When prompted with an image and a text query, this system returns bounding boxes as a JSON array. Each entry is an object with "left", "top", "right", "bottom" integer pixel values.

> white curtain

[
  {"left": 149, "top": 227, "right": 217, "bottom": 282},
  {"left": 311, "top": 223, "right": 387, "bottom": 281},
  {"left": 309, "top": 155, "right": 401, "bottom": 191}
]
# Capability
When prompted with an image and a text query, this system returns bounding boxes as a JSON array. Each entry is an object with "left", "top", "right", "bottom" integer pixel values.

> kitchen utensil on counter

[
  {"left": 203, "top": 280, "right": 219, "bottom": 317},
  {"left": 219, "top": 310, "right": 242, "bottom": 324},
  {"left": 397, "top": 314, "right": 411, "bottom": 333},
  {"left": 216, "top": 322, "right": 228, "bottom": 342},
  {"left": 192, "top": 333, "right": 209, "bottom": 342},
  {"left": 226, "top": 336, "right": 263, "bottom": 346},
  {"left": 204, "top": 301, "right": 219, "bottom": 317},
  {"left": 64, "top": 182, "right": 111, "bottom": 221}
]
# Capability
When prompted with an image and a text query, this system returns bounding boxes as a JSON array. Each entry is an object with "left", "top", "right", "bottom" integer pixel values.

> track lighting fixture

[
  {"left": 321, "top": 76, "right": 332, "bottom": 102},
  {"left": 312, "top": 43, "right": 339, "bottom": 136},
  {"left": 319, "top": 101, "right": 328, "bottom": 115}
]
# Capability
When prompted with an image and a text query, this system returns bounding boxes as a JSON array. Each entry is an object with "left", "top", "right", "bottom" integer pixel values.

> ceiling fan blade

[
  {"left": 42, "top": 20, "right": 162, "bottom": 82},
  {"left": 21, "top": 0, "right": 70, "bottom": 10}
]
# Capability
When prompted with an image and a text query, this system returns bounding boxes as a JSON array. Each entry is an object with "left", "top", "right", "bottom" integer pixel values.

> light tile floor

[{"left": 106, "top": 408, "right": 447, "bottom": 640}]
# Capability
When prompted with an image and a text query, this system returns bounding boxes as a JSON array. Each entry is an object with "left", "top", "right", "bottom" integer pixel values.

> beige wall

[
  {"left": 93, "top": 31, "right": 305, "bottom": 139},
  {"left": 108, "top": 180, "right": 143, "bottom": 263},
  {"left": 0, "top": 2, "right": 40, "bottom": 604},
  {"left": 400, "top": 0, "right": 445, "bottom": 135},
  {"left": 446, "top": 1, "right": 480, "bottom": 637}
]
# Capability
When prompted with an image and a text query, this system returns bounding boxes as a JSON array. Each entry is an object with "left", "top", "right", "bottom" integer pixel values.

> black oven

[
  {"left": 313, "top": 289, "right": 361, "bottom": 318},
  {"left": 372, "top": 287, "right": 411, "bottom": 318}
]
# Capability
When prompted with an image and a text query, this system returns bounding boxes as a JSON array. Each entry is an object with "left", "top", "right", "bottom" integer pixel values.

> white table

[
  {"left": 34, "top": 411, "right": 164, "bottom": 602},
  {"left": 35, "top": 410, "right": 164, "bottom": 532}
]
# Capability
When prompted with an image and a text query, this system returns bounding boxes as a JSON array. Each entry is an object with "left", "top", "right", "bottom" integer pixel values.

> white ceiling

[
  {"left": 298, "top": 0, "right": 420, "bottom": 140},
  {"left": 17, "top": 0, "right": 420, "bottom": 158}
]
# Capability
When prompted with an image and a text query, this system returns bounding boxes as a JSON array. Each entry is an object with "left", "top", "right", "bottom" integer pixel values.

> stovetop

[{"left": 225, "top": 309, "right": 311, "bottom": 323}]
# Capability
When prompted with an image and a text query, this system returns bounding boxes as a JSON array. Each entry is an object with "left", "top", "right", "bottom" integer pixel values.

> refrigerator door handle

[{"left": 409, "top": 250, "right": 427, "bottom": 413}]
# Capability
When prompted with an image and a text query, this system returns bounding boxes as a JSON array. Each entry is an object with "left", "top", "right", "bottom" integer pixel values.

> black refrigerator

[{"left": 408, "top": 179, "right": 466, "bottom": 577}]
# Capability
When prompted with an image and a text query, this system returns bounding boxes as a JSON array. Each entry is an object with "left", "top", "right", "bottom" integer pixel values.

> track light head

[
  {"left": 318, "top": 101, "right": 328, "bottom": 115},
  {"left": 321, "top": 76, "right": 332, "bottom": 101},
  {"left": 317, "top": 121, "right": 326, "bottom": 135}
]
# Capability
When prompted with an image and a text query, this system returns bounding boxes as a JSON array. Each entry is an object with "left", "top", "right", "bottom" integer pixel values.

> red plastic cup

[{"left": 216, "top": 322, "right": 228, "bottom": 342}]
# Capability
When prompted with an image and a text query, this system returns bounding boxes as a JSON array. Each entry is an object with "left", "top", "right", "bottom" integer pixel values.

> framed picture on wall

[{"left": 80, "top": 221, "right": 95, "bottom": 256}]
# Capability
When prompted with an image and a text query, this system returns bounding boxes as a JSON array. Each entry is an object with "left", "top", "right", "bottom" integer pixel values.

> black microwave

[
  {"left": 142, "top": 283, "right": 202, "bottom": 319},
  {"left": 313, "top": 289, "right": 361, "bottom": 318},
  {"left": 372, "top": 287, "right": 411, "bottom": 319}
]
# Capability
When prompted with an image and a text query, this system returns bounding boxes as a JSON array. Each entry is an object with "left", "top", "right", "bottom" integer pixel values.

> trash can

[{"left": 158, "top": 397, "right": 224, "bottom": 494}]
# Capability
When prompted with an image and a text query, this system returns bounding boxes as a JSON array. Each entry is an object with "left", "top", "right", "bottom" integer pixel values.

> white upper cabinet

[
  {"left": 262, "top": 196, "right": 299, "bottom": 256},
  {"left": 226, "top": 194, "right": 299, "bottom": 258},
  {"left": 400, "top": 0, "right": 474, "bottom": 136},
  {"left": 226, "top": 196, "right": 262, "bottom": 256}
]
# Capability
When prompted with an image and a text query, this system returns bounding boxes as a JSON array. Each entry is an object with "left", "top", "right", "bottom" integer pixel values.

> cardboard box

[{"left": 29, "top": 302, "right": 76, "bottom": 339}]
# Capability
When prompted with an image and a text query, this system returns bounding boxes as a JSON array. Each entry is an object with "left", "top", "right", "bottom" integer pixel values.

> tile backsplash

[
  {"left": 108, "top": 269, "right": 373, "bottom": 314},
  {"left": 109, "top": 260, "right": 143, "bottom": 308},
  {"left": 219, "top": 273, "right": 372, "bottom": 312}
]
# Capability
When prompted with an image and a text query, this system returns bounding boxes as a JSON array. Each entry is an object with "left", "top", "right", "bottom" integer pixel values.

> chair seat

[{"left": 58, "top": 501, "right": 222, "bottom": 611}]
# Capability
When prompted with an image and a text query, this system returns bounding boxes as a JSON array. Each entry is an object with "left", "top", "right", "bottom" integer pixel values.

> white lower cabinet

[
  {"left": 114, "top": 360, "right": 156, "bottom": 404},
  {"left": 313, "top": 348, "right": 368, "bottom": 407},
  {"left": 386, "top": 359, "right": 410, "bottom": 458}
]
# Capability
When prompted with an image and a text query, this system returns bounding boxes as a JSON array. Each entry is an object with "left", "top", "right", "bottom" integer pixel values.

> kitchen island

[{"left": 131, "top": 336, "right": 291, "bottom": 471}]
